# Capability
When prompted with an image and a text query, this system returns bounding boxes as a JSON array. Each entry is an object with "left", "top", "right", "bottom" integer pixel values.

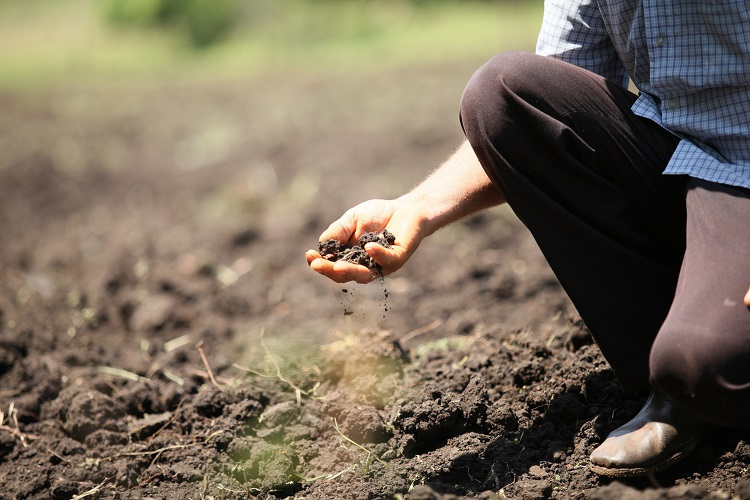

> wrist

[{"left": 397, "top": 191, "right": 444, "bottom": 237}]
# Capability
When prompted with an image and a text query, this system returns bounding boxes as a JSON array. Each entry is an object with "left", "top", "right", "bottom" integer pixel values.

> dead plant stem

[
  {"left": 147, "top": 398, "right": 185, "bottom": 442},
  {"left": 0, "top": 403, "right": 38, "bottom": 447},
  {"left": 100, "top": 443, "right": 198, "bottom": 461},
  {"left": 333, "top": 418, "right": 386, "bottom": 467},
  {"left": 399, "top": 319, "right": 442, "bottom": 344},
  {"left": 71, "top": 478, "right": 109, "bottom": 500},
  {"left": 196, "top": 341, "right": 223, "bottom": 390},
  {"left": 234, "top": 327, "right": 319, "bottom": 404}
]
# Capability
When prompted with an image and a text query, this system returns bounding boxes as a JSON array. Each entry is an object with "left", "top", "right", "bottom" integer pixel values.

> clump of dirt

[{"left": 318, "top": 230, "right": 396, "bottom": 272}]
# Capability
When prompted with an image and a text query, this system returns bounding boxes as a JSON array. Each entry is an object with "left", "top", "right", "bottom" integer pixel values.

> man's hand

[
  {"left": 306, "top": 140, "right": 504, "bottom": 284},
  {"left": 745, "top": 285, "right": 750, "bottom": 307},
  {"left": 305, "top": 198, "right": 429, "bottom": 283}
]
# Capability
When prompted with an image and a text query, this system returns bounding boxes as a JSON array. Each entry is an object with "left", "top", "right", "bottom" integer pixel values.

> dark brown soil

[
  {"left": 318, "top": 230, "right": 396, "bottom": 271},
  {"left": 0, "top": 63, "right": 748, "bottom": 499}
]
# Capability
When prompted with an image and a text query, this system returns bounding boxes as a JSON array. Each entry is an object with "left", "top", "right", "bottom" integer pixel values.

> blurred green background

[{"left": 0, "top": 0, "right": 543, "bottom": 91}]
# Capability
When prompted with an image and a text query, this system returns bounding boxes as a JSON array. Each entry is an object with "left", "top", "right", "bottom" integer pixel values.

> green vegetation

[
  {"left": 0, "top": 0, "right": 542, "bottom": 90},
  {"left": 104, "top": 0, "right": 238, "bottom": 47}
]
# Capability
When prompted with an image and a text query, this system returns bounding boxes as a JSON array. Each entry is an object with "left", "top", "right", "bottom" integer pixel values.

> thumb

[
  {"left": 364, "top": 242, "right": 405, "bottom": 269},
  {"left": 745, "top": 286, "right": 750, "bottom": 307}
]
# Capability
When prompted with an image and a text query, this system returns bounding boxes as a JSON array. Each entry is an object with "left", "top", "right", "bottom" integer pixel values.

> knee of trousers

[
  {"left": 649, "top": 315, "right": 750, "bottom": 427},
  {"left": 459, "top": 51, "right": 539, "bottom": 143}
]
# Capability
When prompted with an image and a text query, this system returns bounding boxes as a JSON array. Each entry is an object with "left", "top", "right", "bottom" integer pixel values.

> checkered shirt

[{"left": 536, "top": 0, "right": 750, "bottom": 190}]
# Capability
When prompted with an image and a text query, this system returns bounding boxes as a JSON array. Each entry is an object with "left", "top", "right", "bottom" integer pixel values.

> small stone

[{"left": 528, "top": 465, "right": 547, "bottom": 478}]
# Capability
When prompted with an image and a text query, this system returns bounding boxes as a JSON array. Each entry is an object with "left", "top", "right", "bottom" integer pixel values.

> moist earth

[
  {"left": 318, "top": 230, "right": 396, "bottom": 271},
  {"left": 0, "top": 64, "right": 748, "bottom": 499}
]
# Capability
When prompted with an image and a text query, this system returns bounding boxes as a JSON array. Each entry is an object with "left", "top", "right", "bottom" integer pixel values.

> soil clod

[{"left": 318, "top": 230, "right": 396, "bottom": 271}]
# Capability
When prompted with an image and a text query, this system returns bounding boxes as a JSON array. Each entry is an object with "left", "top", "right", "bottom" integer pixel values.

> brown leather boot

[{"left": 589, "top": 391, "right": 708, "bottom": 477}]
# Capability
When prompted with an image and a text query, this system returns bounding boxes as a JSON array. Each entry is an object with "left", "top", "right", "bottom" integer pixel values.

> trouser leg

[
  {"left": 459, "top": 51, "right": 684, "bottom": 392},
  {"left": 650, "top": 179, "right": 750, "bottom": 427}
]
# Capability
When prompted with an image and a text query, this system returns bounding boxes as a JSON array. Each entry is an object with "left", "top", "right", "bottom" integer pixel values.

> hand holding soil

[{"left": 306, "top": 198, "right": 428, "bottom": 283}]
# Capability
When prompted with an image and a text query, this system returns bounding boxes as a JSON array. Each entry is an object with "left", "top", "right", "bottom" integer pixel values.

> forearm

[{"left": 400, "top": 139, "right": 505, "bottom": 236}]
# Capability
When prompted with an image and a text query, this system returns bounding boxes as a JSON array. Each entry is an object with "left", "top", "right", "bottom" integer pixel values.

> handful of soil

[{"left": 318, "top": 230, "right": 396, "bottom": 271}]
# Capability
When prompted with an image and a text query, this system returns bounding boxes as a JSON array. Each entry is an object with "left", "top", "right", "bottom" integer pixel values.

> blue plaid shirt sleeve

[
  {"left": 536, "top": 0, "right": 629, "bottom": 88},
  {"left": 534, "top": 0, "right": 750, "bottom": 190}
]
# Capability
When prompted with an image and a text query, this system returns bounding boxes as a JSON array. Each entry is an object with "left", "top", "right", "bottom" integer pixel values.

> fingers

[
  {"left": 319, "top": 210, "right": 358, "bottom": 245},
  {"left": 306, "top": 243, "right": 407, "bottom": 284},
  {"left": 306, "top": 244, "right": 402, "bottom": 284},
  {"left": 745, "top": 286, "right": 750, "bottom": 307},
  {"left": 330, "top": 260, "right": 377, "bottom": 284},
  {"left": 318, "top": 201, "right": 395, "bottom": 245},
  {"left": 363, "top": 242, "right": 405, "bottom": 271},
  {"left": 305, "top": 249, "right": 323, "bottom": 266}
]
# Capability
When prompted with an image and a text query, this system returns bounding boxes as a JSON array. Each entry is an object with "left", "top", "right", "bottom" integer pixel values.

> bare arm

[
  {"left": 306, "top": 139, "right": 505, "bottom": 283},
  {"left": 400, "top": 139, "right": 504, "bottom": 235}
]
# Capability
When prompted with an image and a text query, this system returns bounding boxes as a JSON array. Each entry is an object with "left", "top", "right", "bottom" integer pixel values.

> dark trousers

[{"left": 459, "top": 51, "right": 750, "bottom": 427}]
